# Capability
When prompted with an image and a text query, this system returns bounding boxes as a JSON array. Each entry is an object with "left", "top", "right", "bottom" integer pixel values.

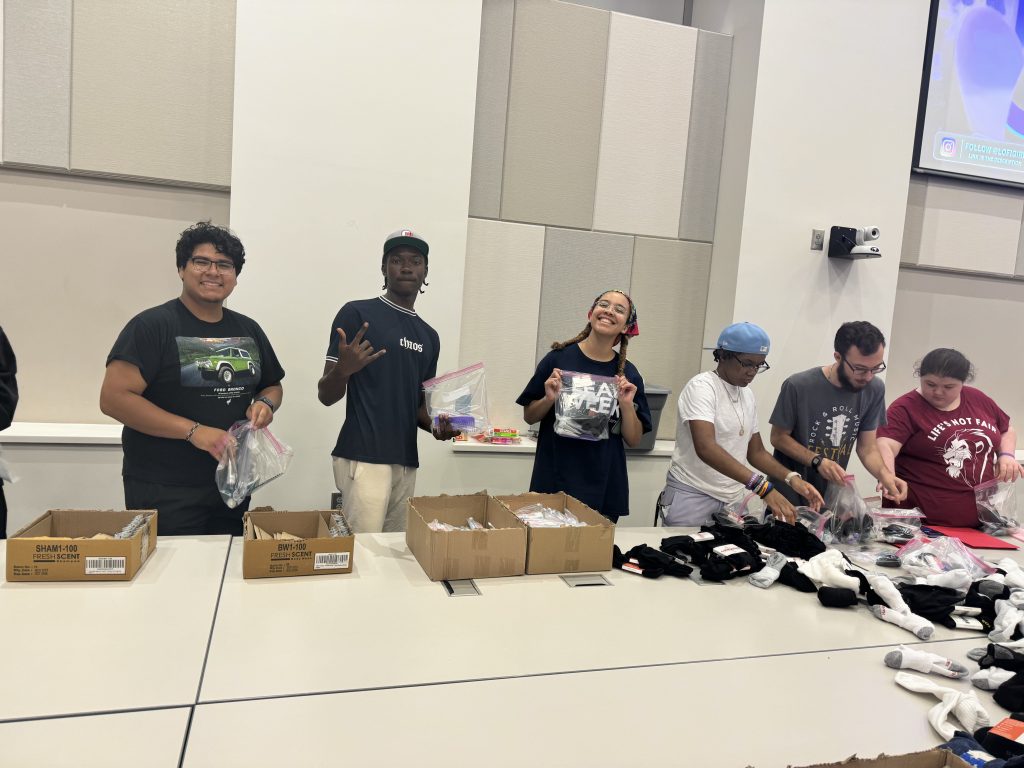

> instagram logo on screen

[{"left": 939, "top": 137, "right": 957, "bottom": 158}]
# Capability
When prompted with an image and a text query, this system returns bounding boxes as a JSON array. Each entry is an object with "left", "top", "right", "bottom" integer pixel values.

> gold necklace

[{"left": 715, "top": 371, "right": 745, "bottom": 436}]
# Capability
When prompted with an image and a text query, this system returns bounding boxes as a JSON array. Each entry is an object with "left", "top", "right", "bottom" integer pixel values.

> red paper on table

[{"left": 927, "top": 525, "right": 1018, "bottom": 549}]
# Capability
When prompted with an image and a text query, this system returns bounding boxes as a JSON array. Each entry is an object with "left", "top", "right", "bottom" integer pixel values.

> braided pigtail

[{"left": 551, "top": 325, "right": 591, "bottom": 351}]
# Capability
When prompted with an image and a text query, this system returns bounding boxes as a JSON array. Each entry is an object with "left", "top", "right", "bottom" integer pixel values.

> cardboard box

[
  {"left": 242, "top": 510, "right": 354, "bottom": 579},
  {"left": 6, "top": 509, "right": 157, "bottom": 582},
  {"left": 495, "top": 492, "right": 614, "bottom": 575},
  {"left": 791, "top": 749, "right": 971, "bottom": 768},
  {"left": 406, "top": 493, "right": 527, "bottom": 581}
]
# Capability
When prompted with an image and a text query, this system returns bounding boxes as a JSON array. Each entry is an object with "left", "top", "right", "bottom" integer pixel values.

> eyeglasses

[
  {"left": 841, "top": 356, "right": 886, "bottom": 375},
  {"left": 594, "top": 299, "right": 629, "bottom": 317},
  {"left": 734, "top": 357, "right": 770, "bottom": 373},
  {"left": 189, "top": 256, "right": 236, "bottom": 274}
]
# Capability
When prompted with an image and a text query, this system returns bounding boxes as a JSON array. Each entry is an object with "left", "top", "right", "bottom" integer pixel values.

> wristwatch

[
  {"left": 810, "top": 455, "right": 823, "bottom": 471},
  {"left": 255, "top": 396, "right": 277, "bottom": 412}
]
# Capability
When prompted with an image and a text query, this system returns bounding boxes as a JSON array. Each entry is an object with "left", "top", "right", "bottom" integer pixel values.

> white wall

[
  {"left": 693, "top": 0, "right": 931, "bottom": 494},
  {"left": 226, "top": 0, "right": 482, "bottom": 510}
]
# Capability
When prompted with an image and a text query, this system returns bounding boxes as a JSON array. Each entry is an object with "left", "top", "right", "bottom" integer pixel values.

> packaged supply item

[
  {"left": 215, "top": 421, "right": 294, "bottom": 509},
  {"left": 976, "top": 479, "right": 1019, "bottom": 535},
  {"left": 512, "top": 503, "right": 587, "bottom": 528},
  {"left": 869, "top": 508, "right": 925, "bottom": 544},
  {"left": 553, "top": 371, "right": 619, "bottom": 441},
  {"left": 896, "top": 534, "right": 996, "bottom": 580},
  {"left": 821, "top": 474, "right": 874, "bottom": 544},
  {"left": 714, "top": 492, "right": 768, "bottom": 528},
  {"left": 422, "top": 362, "right": 490, "bottom": 438},
  {"left": 242, "top": 510, "right": 354, "bottom": 578}
]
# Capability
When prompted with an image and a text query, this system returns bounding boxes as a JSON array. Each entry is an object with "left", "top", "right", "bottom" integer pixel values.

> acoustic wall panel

[
  {"left": 501, "top": 0, "right": 608, "bottom": 229},
  {"left": 902, "top": 176, "right": 1022, "bottom": 275},
  {"left": 2, "top": 0, "right": 71, "bottom": 168},
  {"left": 592, "top": 13, "right": 696, "bottom": 238},
  {"left": 536, "top": 227, "right": 634, "bottom": 362},
  {"left": 70, "top": 0, "right": 235, "bottom": 187},
  {"left": 460, "top": 218, "right": 546, "bottom": 427},
  {"left": 678, "top": 30, "right": 731, "bottom": 242},
  {"left": 628, "top": 237, "right": 711, "bottom": 440},
  {"left": 468, "top": 0, "right": 515, "bottom": 219}
]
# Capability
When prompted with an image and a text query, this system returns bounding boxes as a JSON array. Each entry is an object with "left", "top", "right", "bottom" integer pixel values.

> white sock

[
  {"left": 749, "top": 552, "right": 786, "bottom": 589},
  {"left": 798, "top": 550, "right": 859, "bottom": 591},
  {"left": 883, "top": 645, "right": 968, "bottom": 678},
  {"left": 867, "top": 572, "right": 911, "bottom": 614},
  {"left": 989, "top": 599, "right": 1024, "bottom": 643},
  {"left": 894, "top": 671, "right": 992, "bottom": 740},
  {"left": 998, "top": 559, "right": 1024, "bottom": 589},
  {"left": 1009, "top": 589, "right": 1024, "bottom": 608},
  {"left": 971, "top": 667, "right": 1016, "bottom": 691},
  {"left": 916, "top": 569, "right": 972, "bottom": 591},
  {"left": 872, "top": 605, "right": 934, "bottom": 640}
]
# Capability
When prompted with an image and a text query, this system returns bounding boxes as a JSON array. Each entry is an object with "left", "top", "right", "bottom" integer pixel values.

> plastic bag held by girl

[
  {"left": 215, "top": 421, "right": 294, "bottom": 509},
  {"left": 422, "top": 362, "right": 490, "bottom": 438},
  {"left": 554, "top": 371, "right": 619, "bottom": 441},
  {"left": 975, "top": 478, "right": 1019, "bottom": 535}
]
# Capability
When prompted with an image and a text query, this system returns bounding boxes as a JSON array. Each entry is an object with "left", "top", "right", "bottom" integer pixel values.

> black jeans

[{"left": 124, "top": 477, "right": 249, "bottom": 536}]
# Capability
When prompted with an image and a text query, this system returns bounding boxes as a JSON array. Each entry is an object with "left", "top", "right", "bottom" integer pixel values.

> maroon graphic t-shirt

[{"left": 879, "top": 386, "right": 1009, "bottom": 526}]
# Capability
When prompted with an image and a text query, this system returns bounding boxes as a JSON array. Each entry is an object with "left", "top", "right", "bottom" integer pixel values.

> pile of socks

[
  {"left": 660, "top": 526, "right": 762, "bottom": 582},
  {"left": 613, "top": 544, "right": 692, "bottom": 579}
]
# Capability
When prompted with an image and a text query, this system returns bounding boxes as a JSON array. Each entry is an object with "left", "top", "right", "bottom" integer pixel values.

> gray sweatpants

[{"left": 657, "top": 479, "right": 727, "bottom": 527}]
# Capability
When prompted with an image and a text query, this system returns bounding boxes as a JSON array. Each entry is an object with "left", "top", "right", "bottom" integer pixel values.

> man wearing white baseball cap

[
  {"left": 317, "top": 229, "right": 459, "bottom": 533},
  {"left": 658, "top": 322, "right": 823, "bottom": 526}
]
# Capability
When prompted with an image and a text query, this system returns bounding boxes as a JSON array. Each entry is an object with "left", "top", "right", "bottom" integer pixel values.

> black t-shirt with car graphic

[{"left": 107, "top": 299, "right": 285, "bottom": 486}]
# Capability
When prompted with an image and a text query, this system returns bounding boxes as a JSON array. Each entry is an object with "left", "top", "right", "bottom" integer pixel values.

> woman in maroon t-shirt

[{"left": 877, "top": 348, "right": 1022, "bottom": 527}]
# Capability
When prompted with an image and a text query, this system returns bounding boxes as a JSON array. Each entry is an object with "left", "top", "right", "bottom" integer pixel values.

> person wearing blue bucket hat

[{"left": 657, "top": 322, "right": 823, "bottom": 527}]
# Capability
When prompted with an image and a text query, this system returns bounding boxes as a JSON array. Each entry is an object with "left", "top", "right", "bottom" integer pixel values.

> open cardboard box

[
  {"left": 6, "top": 509, "right": 157, "bottom": 582},
  {"left": 406, "top": 492, "right": 526, "bottom": 581},
  {"left": 495, "top": 492, "right": 614, "bottom": 575},
  {"left": 242, "top": 510, "right": 354, "bottom": 579}
]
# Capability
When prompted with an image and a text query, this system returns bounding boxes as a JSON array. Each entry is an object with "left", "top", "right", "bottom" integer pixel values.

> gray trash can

[{"left": 628, "top": 384, "right": 671, "bottom": 452}]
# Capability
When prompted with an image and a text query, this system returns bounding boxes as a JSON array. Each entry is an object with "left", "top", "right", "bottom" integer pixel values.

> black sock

[
  {"left": 817, "top": 586, "right": 858, "bottom": 608},
  {"left": 980, "top": 644, "right": 1024, "bottom": 672},
  {"left": 995, "top": 674, "right": 1024, "bottom": 712},
  {"left": 624, "top": 544, "right": 692, "bottom": 578},
  {"left": 776, "top": 561, "right": 817, "bottom": 593}
]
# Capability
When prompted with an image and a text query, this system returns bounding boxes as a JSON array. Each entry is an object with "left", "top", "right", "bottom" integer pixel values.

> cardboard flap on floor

[
  {"left": 790, "top": 749, "right": 971, "bottom": 767},
  {"left": 242, "top": 510, "right": 354, "bottom": 579},
  {"left": 6, "top": 509, "right": 158, "bottom": 582},
  {"left": 406, "top": 492, "right": 527, "bottom": 581},
  {"left": 495, "top": 492, "right": 614, "bottom": 575}
]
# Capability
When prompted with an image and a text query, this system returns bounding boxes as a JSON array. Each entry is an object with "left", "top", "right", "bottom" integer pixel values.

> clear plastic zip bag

[
  {"left": 215, "top": 420, "right": 294, "bottom": 509},
  {"left": 554, "top": 371, "right": 619, "bottom": 441},
  {"left": 422, "top": 362, "right": 490, "bottom": 438},
  {"left": 975, "top": 478, "right": 1019, "bottom": 535}
]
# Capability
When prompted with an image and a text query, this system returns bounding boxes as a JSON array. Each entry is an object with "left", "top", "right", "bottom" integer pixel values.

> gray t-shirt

[{"left": 769, "top": 367, "right": 886, "bottom": 503}]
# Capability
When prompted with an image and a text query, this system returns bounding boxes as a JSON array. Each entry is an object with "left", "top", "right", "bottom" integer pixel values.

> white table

[
  {"left": 0, "top": 707, "right": 191, "bottom": 768},
  {"left": 0, "top": 536, "right": 231, "bottom": 721},
  {"left": 198, "top": 529, "right": 982, "bottom": 704},
  {"left": 184, "top": 640, "right": 1007, "bottom": 768}
]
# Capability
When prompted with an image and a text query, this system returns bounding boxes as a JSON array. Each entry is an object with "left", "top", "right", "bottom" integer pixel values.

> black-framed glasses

[
  {"left": 841, "top": 356, "right": 886, "bottom": 375},
  {"left": 735, "top": 358, "right": 770, "bottom": 373},
  {"left": 189, "top": 256, "right": 236, "bottom": 274}
]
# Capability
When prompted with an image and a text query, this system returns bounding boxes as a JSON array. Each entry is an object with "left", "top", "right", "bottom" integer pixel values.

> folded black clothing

[
  {"left": 699, "top": 559, "right": 736, "bottom": 582},
  {"left": 977, "top": 712, "right": 1024, "bottom": 759},
  {"left": 817, "top": 586, "right": 858, "bottom": 608},
  {"left": 897, "top": 584, "right": 962, "bottom": 627},
  {"left": 624, "top": 544, "right": 693, "bottom": 578},
  {"left": 777, "top": 561, "right": 817, "bottom": 592},
  {"left": 613, "top": 545, "right": 664, "bottom": 578},
  {"left": 707, "top": 545, "right": 762, "bottom": 578},
  {"left": 745, "top": 519, "right": 826, "bottom": 560},
  {"left": 703, "top": 522, "right": 762, "bottom": 558},
  {"left": 660, "top": 532, "right": 725, "bottom": 565}
]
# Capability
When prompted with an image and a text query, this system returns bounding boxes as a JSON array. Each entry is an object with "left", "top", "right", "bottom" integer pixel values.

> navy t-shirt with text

[
  {"left": 325, "top": 296, "right": 439, "bottom": 468},
  {"left": 517, "top": 344, "right": 652, "bottom": 518}
]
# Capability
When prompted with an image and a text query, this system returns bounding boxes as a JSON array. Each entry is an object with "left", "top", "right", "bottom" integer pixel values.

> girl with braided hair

[{"left": 516, "top": 290, "right": 651, "bottom": 523}]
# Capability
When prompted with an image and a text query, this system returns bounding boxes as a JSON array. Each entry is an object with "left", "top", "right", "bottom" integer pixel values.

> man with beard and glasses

[{"left": 769, "top": 321, "right": 907, "bottom": 505}]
